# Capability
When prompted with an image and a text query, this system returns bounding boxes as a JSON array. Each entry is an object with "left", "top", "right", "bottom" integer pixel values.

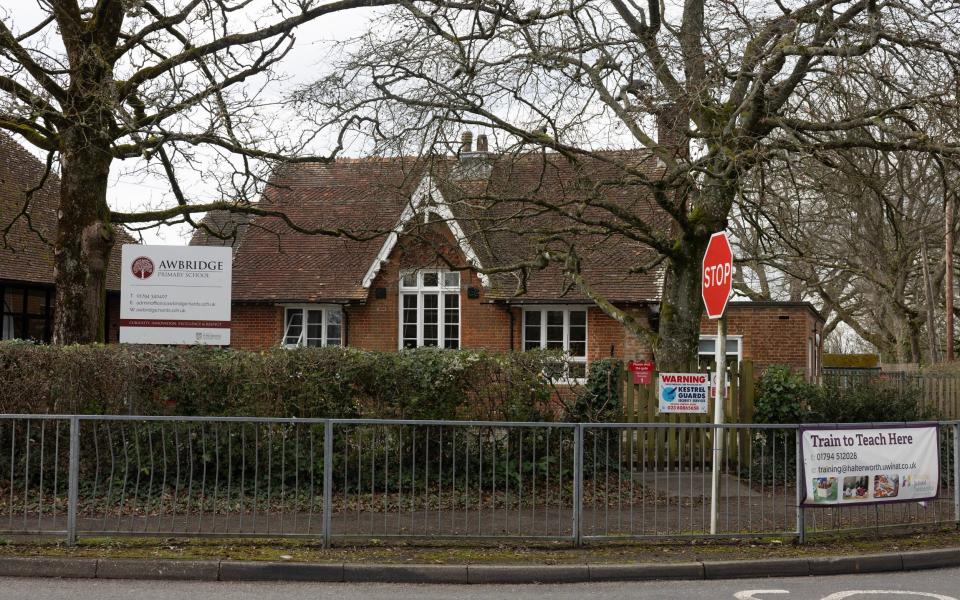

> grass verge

[{"left": 0, "top": 528, "right": 957, "bottom": 565}]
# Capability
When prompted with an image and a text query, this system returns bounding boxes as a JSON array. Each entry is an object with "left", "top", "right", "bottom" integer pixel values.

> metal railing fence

[{"left": 0, "top": 415, "right": 955, "bottom": 546}]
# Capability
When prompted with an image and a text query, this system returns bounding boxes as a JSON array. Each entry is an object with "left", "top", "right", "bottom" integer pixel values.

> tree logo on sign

[{"left": 131, "top": 257, "right": 155, "bottom": 280}]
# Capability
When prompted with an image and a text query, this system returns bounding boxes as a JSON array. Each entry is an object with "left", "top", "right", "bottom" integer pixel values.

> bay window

[
  {"left": 522, "top": 307, "right": 588, "bottom": 380},
  {"left": 399, "top": 269, "right": 460, "bottom": 349},
  {"left": 282, "top": 305, "right": 342, "bottom": 347}
]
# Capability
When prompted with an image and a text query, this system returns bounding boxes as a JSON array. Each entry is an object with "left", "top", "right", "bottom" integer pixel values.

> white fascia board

[{"left": 361, "top": 175, "right": 489, "bottom": 288}]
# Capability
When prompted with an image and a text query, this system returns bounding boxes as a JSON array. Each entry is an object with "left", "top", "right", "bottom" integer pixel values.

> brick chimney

[
  {"left": 452, "top": 131, "right": 492, "bottom": 181},
  {"left": 655, "top": 105, "right": 689, "bottom": 160}
]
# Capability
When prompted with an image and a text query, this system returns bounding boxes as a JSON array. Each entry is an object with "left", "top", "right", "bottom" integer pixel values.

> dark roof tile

[
  {"left": 203, "top": 153, "right": 668, "bottom": 304},
  {"left": 0, "top": 132, "right": 134, "bottom": 291}
]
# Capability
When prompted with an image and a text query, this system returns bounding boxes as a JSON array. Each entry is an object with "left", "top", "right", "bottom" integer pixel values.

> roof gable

[
  {"left": 362, "top": 174, "right": 489, "bottom": 288},
  {"left": 218, "top": 152, "right": 669, "bottom": 304}
]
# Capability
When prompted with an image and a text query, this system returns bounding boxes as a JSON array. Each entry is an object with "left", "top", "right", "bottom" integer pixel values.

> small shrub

[
  {"left": 568, "top": 359, "right": 623, "bottom": 422},
  {"left": 753, "top": 365, "right": 819, "bottom": 424}
]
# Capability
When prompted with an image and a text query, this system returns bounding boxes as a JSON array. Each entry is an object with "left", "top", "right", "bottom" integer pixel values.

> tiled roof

[
  {"left": 0, "top": 133, "right": 133, "bottom": 291},
  {"left": 442, "top": 152, "right": 669, "bottom": 303},
  {"left": 188, "top": 210, "right": 253, "bottom": 257},
  {"left": 193, "top": 152, "right": 670, "bottom": 304}
]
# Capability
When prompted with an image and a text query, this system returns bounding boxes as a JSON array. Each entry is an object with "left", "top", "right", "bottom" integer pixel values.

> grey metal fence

[{"left": 0, "top": 415, "right": 956, "bottom": 546}]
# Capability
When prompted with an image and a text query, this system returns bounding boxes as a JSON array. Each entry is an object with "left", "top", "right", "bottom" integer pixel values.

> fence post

[
  {"left": 323, "top": 420, "right": 333, "bottom": 549},
  {"left": 795, "top": 427, "right": 805, "bottom": 544},
  {"left": 954, "top": 423, "right": 960, "bottom": 527},
  {"left": 573, "top": 424, "right": 584, "bottom": 547},
  {"left": 67, "top": 415, "right": 80, "bottom": 546}
]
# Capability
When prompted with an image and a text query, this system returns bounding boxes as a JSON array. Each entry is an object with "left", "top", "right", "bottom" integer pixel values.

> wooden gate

[{"left": 620, "top": 360, "right": 756, "bottom": 469}]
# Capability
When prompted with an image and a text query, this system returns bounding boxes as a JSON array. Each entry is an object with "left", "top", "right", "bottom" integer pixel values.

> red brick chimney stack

[{"left": 655, "top": 105, "right": 689, "bottom": 160}]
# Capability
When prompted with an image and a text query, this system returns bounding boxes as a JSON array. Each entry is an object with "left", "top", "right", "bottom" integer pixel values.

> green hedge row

[
  {"left": 754, "top": 365, "right": 938, "bottom": 424},
  {"left": 0, "top": 341, "right": 620, "bottom": 421}
]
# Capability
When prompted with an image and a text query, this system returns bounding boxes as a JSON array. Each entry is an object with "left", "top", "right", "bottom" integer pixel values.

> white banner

[
  {"left": 120, "top": 245, "right": 232, "bottom": 345},
  {"left": 658, "top": 373, "right": 709, "bottom": 414},
  {"left": 801, "top": 424, "right": 940, "bottom": 506}
]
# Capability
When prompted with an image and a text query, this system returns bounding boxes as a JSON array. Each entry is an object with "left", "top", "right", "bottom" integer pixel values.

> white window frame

[
  {"left": 398, "top": 269, "right": 462, "bottom": 349},
  {"left": 697, "top": 335, "right": 743, "bottom": 364},
  {"left": 281, "top": 304, "right": 343, "bottom": 348},
  {"left": 521, "top": 306, "right": 590, "bottom": 383}
]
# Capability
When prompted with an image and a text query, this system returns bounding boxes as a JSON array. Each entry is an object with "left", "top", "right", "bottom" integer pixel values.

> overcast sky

[{"left": 2, "top": 1, "right": 382, "bottom": 246}]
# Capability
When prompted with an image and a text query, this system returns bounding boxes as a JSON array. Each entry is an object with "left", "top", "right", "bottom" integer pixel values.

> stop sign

[{"left": 701, "top": 231, "right": 733, "bottom": 319}]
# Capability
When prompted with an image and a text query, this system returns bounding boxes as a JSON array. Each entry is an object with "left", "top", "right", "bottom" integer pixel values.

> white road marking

[
  {"left": 734, "top": 591, "right": 790, "bottom": 599},
  {"left": 820, "top": 592, "right": 957, "bottom": 600}
]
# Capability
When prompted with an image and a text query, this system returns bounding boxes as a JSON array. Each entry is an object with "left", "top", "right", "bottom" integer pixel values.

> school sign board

[
  {"left": 657, "top": 373, "right": 710, "bottom": 414},
  {"left": 120, "top": 245, "right": 232, "bottom": 345},
  {"left": 801, "top": 424, "right": 939, "bottom": 506}
]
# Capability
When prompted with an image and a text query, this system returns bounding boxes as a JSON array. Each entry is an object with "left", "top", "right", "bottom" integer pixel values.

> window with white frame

[
  {"left": 697, "top": 335, "right": 741, "bottom": 369},
  {"left": 282, "top": 305, "right": 342, "bottom": 348},
  {"left": 522, "top": 307, "right": 588, "bottom": 380},
  {"left": 399, "top": 269, "right": 461, "bottom": 349}
]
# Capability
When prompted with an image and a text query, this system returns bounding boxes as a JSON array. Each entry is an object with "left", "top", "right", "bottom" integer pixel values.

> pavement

[
  {"left": 0, "top": 547, "right": 957, "bottom": 584},
  {"left": 2, "top": 566, "right": 959, "bottom": 599}
]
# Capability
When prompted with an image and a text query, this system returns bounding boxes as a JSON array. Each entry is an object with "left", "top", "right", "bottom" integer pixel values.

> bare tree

[
  {"left": 731, "top": 54, "right": 960, "bottom": 363},
  {"left": 0, "top": 0, "right": 395, "bottom": 344},
  {"left": 303, "top": 0, "right": 960, "bottom": 369},
  {"left": 734, "top": 146, "right": 960, "bottom": 363}
]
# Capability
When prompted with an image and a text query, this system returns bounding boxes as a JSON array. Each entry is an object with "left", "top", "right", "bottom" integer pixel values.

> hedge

[
  {"left": 754, "top": 364, "right": 938, "bottom": 423},
  {"left": 0, "top": 341, "right": 591, "bottom": 421}
]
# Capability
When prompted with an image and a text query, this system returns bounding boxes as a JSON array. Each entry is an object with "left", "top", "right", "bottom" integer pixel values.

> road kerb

[
  {"left": 589, "top": 562, "right": 704, "bottom": 581},
  {"left": 808, "top": 553, "right": 904, "bottom": 575},
  {"left": 343, "top": 564, "right": 469, "bottom": 584},
  {"left": 899, "top": 548, "right": 960, "bottom": 571},
  {"left": 96, "top": 558, "right": 220, "bottom": 580},
  {"left": 468, "top": 564, "right": 590, "bottom": 584},
  {"left": 703, "top": 558, "right": 810, "bottom": 579},
  {"left": 0, "top": 557, "right": 97, "bottom": 579},
  {"left": 219, "top": 560, "right": 344, "bottom": 582},
  {"left": 0, "top": 547, "right": 955, "bottom": 583}
]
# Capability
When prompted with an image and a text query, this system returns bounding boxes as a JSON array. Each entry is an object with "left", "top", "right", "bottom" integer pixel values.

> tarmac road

[{"left": 1, "top": 567, "right": 958, "bottom": 600}]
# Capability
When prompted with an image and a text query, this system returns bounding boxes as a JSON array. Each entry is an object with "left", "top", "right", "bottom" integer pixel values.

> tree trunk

[
  {"left": 52, "top": 128, "right": 115, "bottom": 344},
  {"left": 655, "top": 170, "right": 734, "bottom": 372},
  {"left": 656, "top": 234, "right": 710, "bottom": 371}
]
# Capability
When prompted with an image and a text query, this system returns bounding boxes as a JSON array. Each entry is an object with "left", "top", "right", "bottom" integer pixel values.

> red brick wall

[
  {"left": 621, "top": 307, "right": 654, "bottom": 361},
  {"left": 347, "top": 226, "right": 516, "bottom": 352},
  {"left": 227, "top": 248, "right": 647, "bottom": 366},
  {"left": 230, "top": 303, "right": 283, "bottom": 350},
  {"left": 220, "top": 226, "right": 821, "bottom": 377},
  {"left": 588, "top": 307, "right": 623, "bottom": 361},
  {"left": 701, "top": 304, "right": 823, "bottom": 378},
  {"left": 226, "top": 292, "right": 822, "bottom": 381}
]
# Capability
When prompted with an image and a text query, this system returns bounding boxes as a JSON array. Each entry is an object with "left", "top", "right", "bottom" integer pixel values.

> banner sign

[
  {"left": 120, "top": 245, "right": 232, "bottom": 345},
  {"left": 658, "top": 373, "right": 709, "bottom": 414},
  {"left": 801, "top": 424, "right": 940, "bottom": 506}
]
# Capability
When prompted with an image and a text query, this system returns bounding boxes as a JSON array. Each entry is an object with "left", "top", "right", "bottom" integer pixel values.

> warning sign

[{"left": 658, "top": 373, "right": 710, "bottom": 414}]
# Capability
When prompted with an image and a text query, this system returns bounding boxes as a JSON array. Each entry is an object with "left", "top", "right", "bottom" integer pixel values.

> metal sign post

[
  {"left": 710, "top": 316, "right": 726, "bottom": 534},
  {"left": 701, "top": 231, "right": 733, "bottom": 535}
]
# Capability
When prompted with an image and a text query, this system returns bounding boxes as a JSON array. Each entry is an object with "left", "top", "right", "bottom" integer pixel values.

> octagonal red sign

[{"left": 701, "top": 231, "right": 733, "bottom": 319}]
